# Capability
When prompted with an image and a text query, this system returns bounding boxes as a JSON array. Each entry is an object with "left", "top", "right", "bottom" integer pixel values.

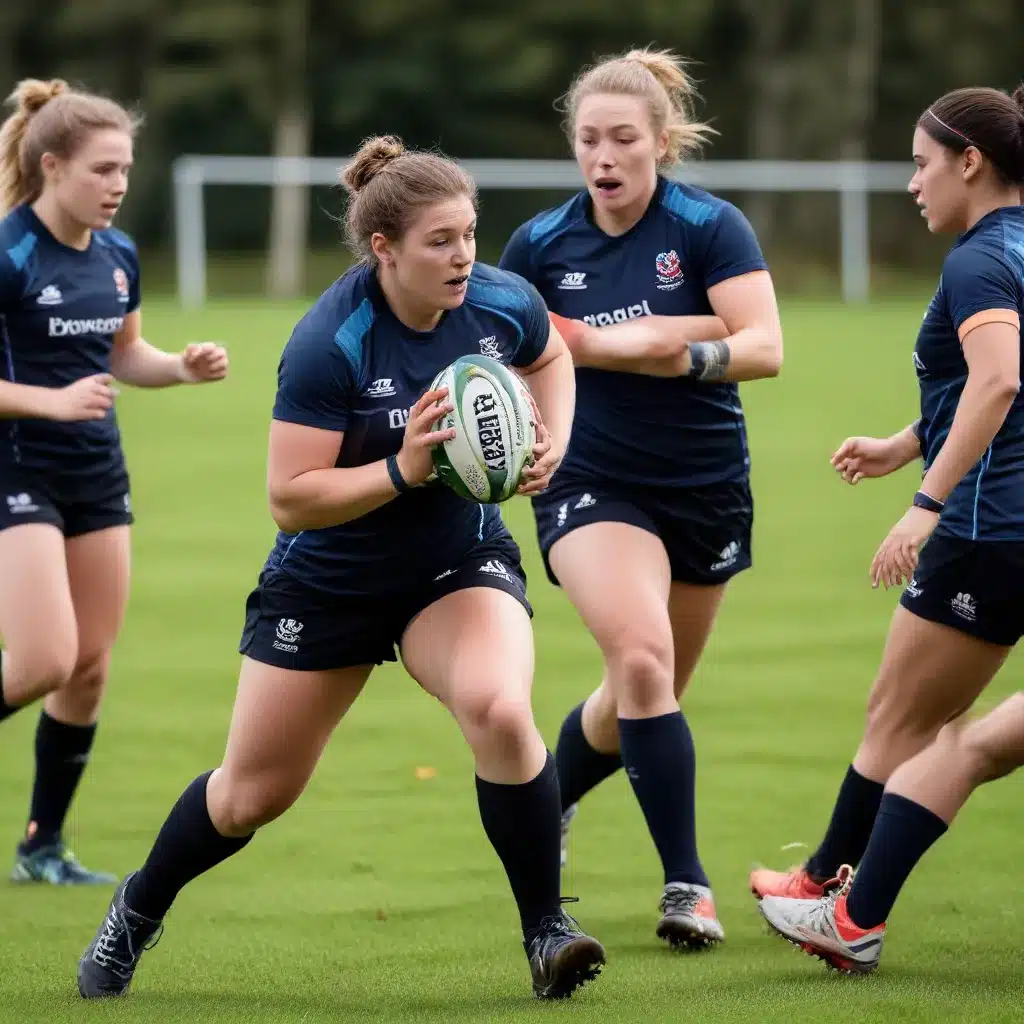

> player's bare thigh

[
  {"left": 401, "top": 586, "right": 546, "bottom": 784},
  {"left": 0, "top": 523, "right": 78, "bottom": 704},
  {"left": 853, "top": 606, "right": 1010, "bottom": 781},
  {"left": 207, "top": 657, "right": 372, "bottom": 836}
]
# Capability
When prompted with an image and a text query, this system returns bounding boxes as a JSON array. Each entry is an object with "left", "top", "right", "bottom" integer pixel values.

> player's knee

[
  {"left": 958, "top": 696, "right": 1024, "bottom": 785},
  {"left": 456, "top": 688, "right": 535, "bottom": 746},
  {"left": 213, "top": 777, "right": 299, "bottom": 834},
  {"left": 12, "top": 645, "right": 78, "bottom": 700},
  {"left": 63, "top": 650, "right": 110, "bottom": 708},
  {"left": 607, "top": 641, "right": 673, "bottom": 714}
]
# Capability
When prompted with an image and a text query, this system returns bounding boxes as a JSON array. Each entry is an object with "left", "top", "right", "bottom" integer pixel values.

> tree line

[{"left": 3, "top": 0, "right": 1021, "bottom": 293}]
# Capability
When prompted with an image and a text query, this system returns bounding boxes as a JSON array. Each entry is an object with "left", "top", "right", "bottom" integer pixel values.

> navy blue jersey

[
  {"left": 0, "top": 203, "right": 139, "bottom": 479},
  {"left": 266, "top": 261, "right": 550, "bottom": 596},
  {"left": 915, "top": 205, "right": 1024, "bottom": 541},
  {"left": 500, "top": 176, "right": 767, "bottom": 487}
]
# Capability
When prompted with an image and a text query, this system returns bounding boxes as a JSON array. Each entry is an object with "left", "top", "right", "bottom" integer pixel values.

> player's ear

[
  {"left": 370, "top": 232, "right": 395, "bottom": 268},
  {"left": 39, "top": 151, "right": 61, "bottom": 182},
  {"left": 961, "top": 146, "right": 984, "bottom": 183},
  {"left": 655, "top": 128, "right": 670, "bottom": 165}
]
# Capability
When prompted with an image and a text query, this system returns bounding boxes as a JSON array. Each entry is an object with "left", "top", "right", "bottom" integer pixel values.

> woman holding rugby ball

[{"left": 78, "top": 135, "right": 606, "bottom": 1003}]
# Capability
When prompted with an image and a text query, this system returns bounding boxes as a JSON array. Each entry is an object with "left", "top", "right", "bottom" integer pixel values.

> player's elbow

[
  {"left": 268, "top": 483, "right": 306, "bottom": 534},
  {"left": 975, "top": 368, "right": 1020, "bottom": 404},
  {"left": 759, "top": 332, "right": 783, "bottom": 378}
]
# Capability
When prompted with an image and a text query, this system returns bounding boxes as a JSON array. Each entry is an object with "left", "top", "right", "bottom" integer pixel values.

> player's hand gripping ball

[{"left": 429, "top": 355, "right": 536, "bottom": 503}]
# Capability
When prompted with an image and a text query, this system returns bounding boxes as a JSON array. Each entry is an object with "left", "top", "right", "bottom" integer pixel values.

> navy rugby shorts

[
  {"left": 900, "top": 531, "right": 1024, "bottom": 646},
  {"left": 0, "top": 463, "right": 132, "bottom": 538},
  {"left": 533, "top": 470, "right": 753, "bottom": 587},
  {"left": 239, "top": 531, "right": 532, "bottom": 671}
]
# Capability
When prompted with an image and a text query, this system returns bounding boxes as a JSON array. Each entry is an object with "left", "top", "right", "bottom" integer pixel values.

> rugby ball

[{"left": 430, "top": 355, "right": 536, "bottom": 503}]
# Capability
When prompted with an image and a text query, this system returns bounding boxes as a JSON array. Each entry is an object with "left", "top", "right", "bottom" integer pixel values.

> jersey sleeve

[
  {"left": 125, "top": 245, "right": 141, "bottom": 314},
  {"left": 509, "top": 278, "right": 551, "bottom": 368},
  {"left": 498, "top": 221, "right": 537, "bottom": 284},
  {"left": 699, "top": 202, "right": 769, "bottom": 289},
  {"left": 0, "top": 252, "right": 20, "bottom": 309},
  {"left": 941, "top": 246, "right": 1022, "bottom": 339},
  {"left": 272, "top": 315, "right": 356, "bottom": 432}
]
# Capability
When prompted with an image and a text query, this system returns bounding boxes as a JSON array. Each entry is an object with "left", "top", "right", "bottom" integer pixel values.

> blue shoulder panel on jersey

[
  {"left": 333, "top": 297, "right": 374, "bottom": 387},
  {"left": 528, "top": 195, "right": 582, "bottom": 249},
  {"left": 661, "top": 184, "right": 717, "bottom": 228},
  {"left": 466, "top": 276, "right": 528, "bottom": 346},
  {"left": 96, "top": 228, "right": 137, "bottom": 254},
  {"left": 6, "top": 231, "right": 37, "bottom": 271}
]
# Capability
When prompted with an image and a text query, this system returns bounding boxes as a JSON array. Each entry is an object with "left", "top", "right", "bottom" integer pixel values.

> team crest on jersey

[
  {"left": 478, "top": 335, "right": 502, "bottom": 360},
  {"left": 113, "top": 267, "right": 130, "bottom": 303},
  {"left": 655, "top": 250, "right": 683, "bottom": 290}
]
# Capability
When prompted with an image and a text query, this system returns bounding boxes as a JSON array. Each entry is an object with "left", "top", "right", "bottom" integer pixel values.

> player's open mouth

[
  {"left": 100, "top": 204, "right": 120, "bottom": 216},
  {"left": 594, "top": 177, "right": 623, "bottom": 197},
  {"left": 445, "top": 274, "right": 469, "bottom": 294}
]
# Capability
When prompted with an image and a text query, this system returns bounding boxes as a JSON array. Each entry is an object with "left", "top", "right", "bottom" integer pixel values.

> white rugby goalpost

[{"left": 171, "top": 156, "right": 912, "bottom": 307}]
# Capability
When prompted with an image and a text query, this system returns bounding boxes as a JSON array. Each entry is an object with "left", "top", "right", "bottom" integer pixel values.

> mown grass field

[{"left": 1, "top": 294, "right": 1020, "bottom": 1022}]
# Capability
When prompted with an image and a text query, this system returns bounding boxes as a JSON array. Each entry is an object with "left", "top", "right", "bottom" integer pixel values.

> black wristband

[
  {"left": 912, "top": 490, "right": 944, "bottom": 513},
  {"left": 386, "top": 454, "right": 410, "bottom": 494}
]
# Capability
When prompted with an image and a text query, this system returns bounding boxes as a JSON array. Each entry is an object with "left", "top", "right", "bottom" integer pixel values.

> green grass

[{"left": 2, "top": 294, "right": 1022, "bottom": 1023}]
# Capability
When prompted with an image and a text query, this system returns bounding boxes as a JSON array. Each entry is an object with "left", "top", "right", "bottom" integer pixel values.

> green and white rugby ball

[{"left": 430, "top": 354, "right": 536, "bottom": 504}]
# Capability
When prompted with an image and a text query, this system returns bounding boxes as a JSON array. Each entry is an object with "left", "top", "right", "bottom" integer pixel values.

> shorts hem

[{"left": 898, "top": 595, "right": 1017, "bottom": 647}]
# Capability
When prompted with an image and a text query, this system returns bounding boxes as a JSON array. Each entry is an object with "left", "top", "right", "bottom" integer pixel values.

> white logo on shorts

[
  {"left": 273, "top": 618, "right": 304, "bottom": 653},
  {"left": 711, "top": 541, "right": 741, "bottom": 572},
  {"left": 434, "top": 567, "right": 455, "bottom": 581},
  {"left": 905, "top": 577, "right": 922, "bottom": 598},
  {"left": 951, "top": 592, "right": 976, "bottom": 622},
  {"left": 574, "top": 493, "right": 596, "bottom": 510},
  {"left": 556, "top": 502, "right": 568, "bottom": 528},
  {"left": 478, "top": 559, "right": 514, "bottom": 584},
  {"left": 5, "top": 493, "right": 39, "bottom": 514}
]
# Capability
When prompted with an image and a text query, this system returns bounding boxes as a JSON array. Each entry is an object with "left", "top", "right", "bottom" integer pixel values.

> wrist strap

[
  {"left": 913, "top": 489, "right": 944, "bottom": 513},
  {"left": 687, "top": 340, "right": 731, "bottom": 381},
  {"left": 386, "top": 454, "right": 409, "bottom": 494}
]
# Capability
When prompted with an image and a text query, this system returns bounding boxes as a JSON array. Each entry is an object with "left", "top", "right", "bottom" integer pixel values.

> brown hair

[
  {"left": 918, "top": 85, "right": 1024, "bottom": 186},
  {"left": 0, "top": 78, "right": 140, "bottom": 214},
  {"left": 340, "top": 135, "right": 477, "bottom": 264},
  {"left": 561, "top": 47, "right": 715, "bottom": 167}
]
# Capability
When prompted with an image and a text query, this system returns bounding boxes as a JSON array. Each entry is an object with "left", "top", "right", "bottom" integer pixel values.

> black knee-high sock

[
  {"left": 19, "top": 711, "right": 97, "bottom": 853},
  {"left": 0, "top": 655, "right": 22, "bottom": 724},
  {"left": 476, "top": 752, "right": 562, "bottom": 940},
  {"left": 618, "top": 712, "right": 709, "bottom": 888},
  {"left": 844, "top": 793, "right": 948, "bottom": 929},
  {"left": 125, "top": 772, "right": 253, "bottom": 921},
  {"left": 555, "top": 702, "right": 622, "bottom": 811},
  {"left": 805, "top": 765, "right": 885, "bottom": 882}
]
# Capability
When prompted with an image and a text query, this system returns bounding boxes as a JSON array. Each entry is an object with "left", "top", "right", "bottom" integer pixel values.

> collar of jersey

[
  {"left": 363, "top": 264, "right": 450, "bottom": 341},
  {"left": 582, "top": 173, "right": 670, "bottom": 242}
]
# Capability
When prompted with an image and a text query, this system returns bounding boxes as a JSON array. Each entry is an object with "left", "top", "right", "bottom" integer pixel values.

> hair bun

[
  {"left": 341, "top": 135, "right": 406, "bottom": 194},
  {"left": 9, "top": 78, "right": 69, "bottom": 117}
]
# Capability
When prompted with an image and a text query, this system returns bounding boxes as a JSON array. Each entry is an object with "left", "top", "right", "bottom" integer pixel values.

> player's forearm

[
  {"left": 111, "top": 339, "right": 186, "bottom": 388},
  {"left": 521, "top": 347, "right": 575, "bottom": 457},
  {"left": 920, "top": 373, "right": 1018, "bottom": 502},
  {"left": 891, "top": 422, "right": 923, "bottom": 470},
  {"left": 576, "top": 315, "right": 728, "bottom": 377},
  {"left": 0, "top": 379, "right": 57, "bottom": 419},
  {"left": 269, "top": 461, "right": 401, "bottom": 533},
  {"left": 682, "top": 326, "right": 783, "bottom": 383}
]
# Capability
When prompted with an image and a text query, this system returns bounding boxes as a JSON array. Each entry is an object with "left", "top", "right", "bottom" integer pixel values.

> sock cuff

[
  {"left": 878, "top": 791, "right": 950, "bottom": 834},
  {"left": 848, "top": 764, "right": 885, "bottom": 792},
  {"left": 476, "top": 750, "right": 555, "bottom": 792},
  {"left": 617, "top": 710, "right": 684, "bottom": 736},
  {"left": 36, "top": 710, "right": 97, "bottom": 754}
]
